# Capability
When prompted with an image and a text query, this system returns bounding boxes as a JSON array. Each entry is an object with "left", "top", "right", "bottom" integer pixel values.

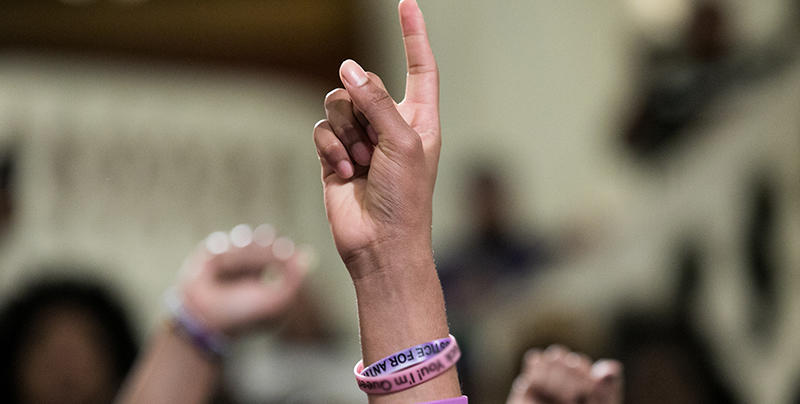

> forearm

[
  {"left": 116, "top": 322, "right": 220, "bottom": 404},
  {"left": 351, "top": 242, "right": 461, "bottom": 403}
]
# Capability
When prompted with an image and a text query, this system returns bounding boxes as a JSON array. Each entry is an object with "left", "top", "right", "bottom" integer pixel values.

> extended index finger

[{"left": 399, "top": 0, "right": 438, "bottom": 105}]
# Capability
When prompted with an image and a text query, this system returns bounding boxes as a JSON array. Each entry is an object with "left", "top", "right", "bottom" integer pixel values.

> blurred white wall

[{"left": 0, "top": 53, "right": 367, "bottom": 401}]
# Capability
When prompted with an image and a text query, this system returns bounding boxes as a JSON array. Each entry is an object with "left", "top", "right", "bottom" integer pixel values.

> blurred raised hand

[
  {"left": 117, "top": 224, "right": 310, "bottom": 404},
  {"left": 507, "top": 345, "right": 624, "bottom": 404},
  {"left": 178, "top": 224, "right": 308, "bottom": 336}
]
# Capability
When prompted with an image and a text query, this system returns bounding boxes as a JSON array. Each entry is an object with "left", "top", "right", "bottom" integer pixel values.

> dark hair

[{"left": 0, "top": 276, "right": 139, "bottom": 403}]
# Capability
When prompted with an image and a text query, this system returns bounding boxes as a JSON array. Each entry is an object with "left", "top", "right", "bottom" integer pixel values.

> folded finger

[
  {"left": 207, "top": 234, "right": 276, "bottom": 278},
  {"left": 246, "top": 247, "right": 308, "bottom": 321},
  {"left": 313, "top": 119, "right": 353, "bottom": 179},
  {"left": 339, "top": 60, "right": 421, "bottom": 157},
  {"left": 356, "top": 72, "right": 394, "bottom": 145},
  {"left": 325, "top": 88, "right": 373, "bottom": 166}
]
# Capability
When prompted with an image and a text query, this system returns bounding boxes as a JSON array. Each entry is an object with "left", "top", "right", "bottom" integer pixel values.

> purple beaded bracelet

[{"left": 164, "top": 288, "right": 228, "bottom": 358}]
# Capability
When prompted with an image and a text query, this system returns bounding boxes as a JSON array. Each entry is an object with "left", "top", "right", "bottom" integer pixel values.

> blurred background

[{"left": 0, "top": 0, "right": 798, "bottom": 403}]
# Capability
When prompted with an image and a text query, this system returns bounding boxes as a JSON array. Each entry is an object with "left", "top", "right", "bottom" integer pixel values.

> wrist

[
  {"left": 344, "top": 235, "right": 434, "bottom": 282},
  {"left": 350, "top": 251, "right": 450, "bottom": 367},
  {"left": 165, "top": 287, "right": 229, "bottom": 358},
  {"left": 164, "top": 320, "right": 222, "bottom": 365}
]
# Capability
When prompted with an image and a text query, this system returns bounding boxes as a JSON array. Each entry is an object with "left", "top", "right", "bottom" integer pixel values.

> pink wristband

[
  {"left": 361, "top": 335, "right": 452, "bottom": 377},
  {"left": 420, "top": 396, "right": 468, "bottom": 404},
  {"left": 354, "top": 335, "right": 461, "bottom": 394}
]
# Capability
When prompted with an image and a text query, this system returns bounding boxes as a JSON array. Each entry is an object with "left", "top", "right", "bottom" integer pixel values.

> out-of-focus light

[
  {"left": 297, "top": 245, "right": 318, "bottom": 274},
  {"left": 254, "top": 224, "right": 276, "bottom": 247},
  {"left": 230, "top": 224, "right": 254, "bottom": 248},
  {"left": 206, "top": 231, "right": 230, "bottom": 255},
  {"left": 625, "top": 0, "right": 692, "bottom": 45},
  {"left": 272, "top": 237, "right": 295, "bottom": 261}
]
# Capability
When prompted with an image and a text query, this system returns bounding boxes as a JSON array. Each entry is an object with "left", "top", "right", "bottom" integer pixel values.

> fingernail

[
  {"left": 336, "top": 160, "right": 354, "bottom": 178},
  {"left": 325, "top": 88, "right": 341, "bottom": 99},
  {"left": 591, "top": 360, "right": 619, "bottom": 380},
  {"left": 341, "top": 59, "right": 368, "bottom": 87},
  {"left": 351, "top": 142, "right": 372, "bottom": 166}
]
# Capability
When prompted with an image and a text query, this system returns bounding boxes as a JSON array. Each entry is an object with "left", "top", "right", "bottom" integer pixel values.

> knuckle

[
  {"left": 334, "top": 122, "right": 358, "bottom": 138},
  {"left": 320, "top": 142, "right": 343, "bottom": 158},
  {"left": 366, "top": 72, "right": 384, "bottom": 88},
  {"left": 367, "top": 86, "right": 395, "bottom": 111},
  {"left": 408, "top": 62, "right": 438, "bottom": 76},
  {"left": 400, "top": 131, "right": 424, "bottom": 151},
  {"left": 383, "top": 133, "right": 423, "bottom": 159}
]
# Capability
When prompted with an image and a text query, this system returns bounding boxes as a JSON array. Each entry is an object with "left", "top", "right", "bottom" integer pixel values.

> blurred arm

[{"left": 116, "top": 322, "right": 219, "bottom": 404}]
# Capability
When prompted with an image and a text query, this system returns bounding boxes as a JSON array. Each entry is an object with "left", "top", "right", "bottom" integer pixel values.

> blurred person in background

[
  {"left": 623, "top": 1, "right": 794, "bottom": 160},
  {"left": 610, "top": 243, "right": 740, "bottom": 404},
  {"left": 624, "top": 1, "right": 734, "bottom": 159},
  {"left": 438, "top": 167, "right": 558, "bottom": 312},
  {"left": 0, "top": 274, "right": 138, "bottom": 404},
  {"left": 437, "top": 167, "right": 560, "bottom": 397}
]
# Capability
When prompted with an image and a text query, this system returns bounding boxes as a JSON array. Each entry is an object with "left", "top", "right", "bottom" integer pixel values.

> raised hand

[
  {"left": 312, "top": 3, "right": 461, "bottom": 401},
  {"left": 117, "top": 225, "right": 310, "bottom": 404},
  {"left": 506, "top": 346, "right": 624, "bottom": 404},
  {"left": 178, "top": 224, "right": 308, "bottom": 336},
  {"left": 313, "top": 0, "right": 440, "bottom": 279}
]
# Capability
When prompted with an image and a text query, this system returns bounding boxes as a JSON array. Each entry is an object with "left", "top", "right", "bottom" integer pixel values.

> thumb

[
  {"left": 339, "top": 59, "right": 418, "bottom": 152},
  {"left": 589, "top": 360, "right": 624, "bottom": 404}
]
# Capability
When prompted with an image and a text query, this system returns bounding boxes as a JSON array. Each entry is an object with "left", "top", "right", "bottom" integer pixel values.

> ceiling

[{"left": 0, "top": 0, "right": 360, "bottom": 84}]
